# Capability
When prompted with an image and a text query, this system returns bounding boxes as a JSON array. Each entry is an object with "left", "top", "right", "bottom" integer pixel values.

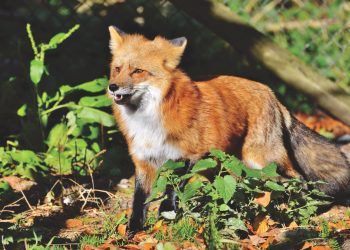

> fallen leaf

[
  {"left": 295, "top": 111, "right": 350, "bottom": 137},
  {"left": 198, "top": 225, "right": 205, "bottom": 234},
  {"left": 124, "top": 244, "right": 141, "bottom": 250},
  {"left": 301, "top": 241, "right": 313, "bottom": 250},
  {"left": 117, "top": 224, "right": 127, "bottom": 237},
  {"left": 139, "top": 242, "right": 156, "bottom": 250},
  {"left": 288, "top": 221, "right": 298, "bottom": 229},
  {"left": 311, "top": 246, "right": 332, "bottom": 250},
  {"left": 261, "top": 236, "right": 274, "bottom": 249},
  {"left": 253, "top": 215, "right": 269, "bottom": 236},
  {"left": 82, "top": 245, "right": 100, "bottom": 250},
  {"left": 248, "top": 235, "right": 266, "bottom": 246},
  {"left": 152, "top": 220, "right": 163, "bottom": 232},
  {"left": 133, "top": 231, "right": 148, "bottom": 242},
  {"left": 65, "top": 219, "right": 83, "bottom": 228},
  {"left": 254, "top": 192, "right": 271, "bottom": 207},
  {"left": 1, "top": 176, "right": 36, "bottom": 191}
]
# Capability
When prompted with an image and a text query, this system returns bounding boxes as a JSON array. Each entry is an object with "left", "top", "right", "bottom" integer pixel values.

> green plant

[
  {"left": 22, "top": 231, "right": 56, "bottom": 250},
  {"left": 147, "top": 149, "right": 332, "bottom": 249},
  {"left": 319, "top": 221, "right": 341, "bottom": 250},
  {"left": 79, "top": 235, "right": 105, "bottom": 248},
  {"left": 0, "top": 24, "right": 116, "bottom": 181}
]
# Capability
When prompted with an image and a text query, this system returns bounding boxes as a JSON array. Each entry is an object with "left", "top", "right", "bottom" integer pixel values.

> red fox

[{"left": 107, "top": 26, "right": 350, "bottom": 233}]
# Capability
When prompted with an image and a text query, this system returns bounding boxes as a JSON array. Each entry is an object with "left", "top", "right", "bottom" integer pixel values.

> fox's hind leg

[
  {"left": 241, "top": 117, "right": 300, "bottom": 178},
  {"left": 158, "top": 160, "right": 194, "bottom": 216}
]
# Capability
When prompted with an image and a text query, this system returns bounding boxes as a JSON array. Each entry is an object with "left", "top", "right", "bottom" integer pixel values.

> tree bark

[{"left": 169, "top": 0, "right": 350, "bottom": 125}]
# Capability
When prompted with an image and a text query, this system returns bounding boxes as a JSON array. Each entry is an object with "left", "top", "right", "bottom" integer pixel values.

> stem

[
  {"left": 41, "top": 103, "right": 74, "bottom": 115},
  {"left": 26, "top": 24, "right": 39, "bottom": 58}
]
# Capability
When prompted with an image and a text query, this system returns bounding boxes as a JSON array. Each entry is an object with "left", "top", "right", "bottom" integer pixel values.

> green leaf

[
  {"left": 242, "top": 165, "right": 262, "bottom": 178},
  {"left": 49, "top": 33, "right": 65, "bottom": 47},
  {"left": 17, "top": 104, "right": 27, "bottom": 117},
  {"left": 30, "top": 59, "right": 44, "bottom": 85},
  {"left": 0, "top": 181, "right": 11, "bottom": 192},
  {"left": 77, "top": 107, "right": 115, "bottom": 127},
  {"left": 46, "top": 123, "right": 68, "bottom": 150},
  {"left": 227, "top": 218, "right": 248, "bottom": 232},
  {"left": 162, "top": 160, "right": 185, "bottom": 170},
  {"left": 262, "top": 163, "right": 279, "bottom": 177},
  {"left": 219, "top": 203, "right": 230, "bottom": 211},
  {"left": 223, "top": 157, "right": 244, "bottom": 176},
  {"left": 78, "top": 95, "right": 112, "bottom": 107},
  {"left": 209, "top": 149, "right": 226, "bottom": 161},
  {"left": 191, "top": 159, "right": 217, "bottom": 173},
  {"left": 265, "top": 181, "right": 285, "bottom": 191},
  {"left": 10, "top": 150, "right": 40, "bottom": 164},
  {"left": 145, "top": 176, "right": 167, "bottom": 203},
  {"left": 73, "top": 78, "right": 109, "bottom": 93},
  {"left": 214, "top": 175, "right": 236, "bottom": 203},
  {"left": 183, "top": 180, "right": 201, "bottom": 202}
]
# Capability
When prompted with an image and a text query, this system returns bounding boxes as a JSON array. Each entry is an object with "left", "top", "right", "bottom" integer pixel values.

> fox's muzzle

[{"left": 108, "top": 84, "right": 135, "bottom": 104}]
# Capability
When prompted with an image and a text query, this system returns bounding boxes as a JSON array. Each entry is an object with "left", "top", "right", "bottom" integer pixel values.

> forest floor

[{"left": 1, "top": 111, "right": 350, "bottom": 250}]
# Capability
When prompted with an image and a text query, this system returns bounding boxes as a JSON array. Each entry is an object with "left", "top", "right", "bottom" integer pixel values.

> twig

[
  {"left": 251, "top": 0, "right": 281, "bottom": 24},
  {"left": 0, "top": 197, "right": 24, "bottom": 214},
  {"left": 20, "top": 190, "right": 34, "bottom": 211},
  {"left": 0, "top": 219, "right": 16, "bottom": 223},
  {"left": 87, "top": 149, "right": 107, "bottom": 165},
  {"left": 264, "top": 18, "right": 339, "bottom": 32}
]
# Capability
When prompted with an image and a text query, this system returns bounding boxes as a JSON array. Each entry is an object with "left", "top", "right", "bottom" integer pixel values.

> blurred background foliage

[{"left": 0, "top": 0, "right": 349, "bottom": 185}]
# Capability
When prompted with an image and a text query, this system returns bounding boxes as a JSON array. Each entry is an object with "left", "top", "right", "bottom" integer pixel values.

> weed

[{"left": 146, "top": 149, "right": 332, "bottom": 249}]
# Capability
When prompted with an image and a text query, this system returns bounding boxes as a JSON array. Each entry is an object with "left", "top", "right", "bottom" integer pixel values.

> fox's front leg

[{"left": 128, "top": 158, "right": 156, "bottom": 235}]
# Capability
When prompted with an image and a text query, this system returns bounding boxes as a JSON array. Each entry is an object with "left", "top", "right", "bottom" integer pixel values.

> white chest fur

[{"left": 118, "top": 86, "right": 183, "bottom": 168}]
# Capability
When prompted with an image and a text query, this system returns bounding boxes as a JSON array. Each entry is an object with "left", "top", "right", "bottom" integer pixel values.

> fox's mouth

[{"left": 114, "top": 93, "right": 132, "bottom": 104}]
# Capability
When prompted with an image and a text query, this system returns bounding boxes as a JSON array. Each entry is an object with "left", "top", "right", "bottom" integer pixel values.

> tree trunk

[{"left": 169, "top": 0, "right": 350, "bottom": 125}]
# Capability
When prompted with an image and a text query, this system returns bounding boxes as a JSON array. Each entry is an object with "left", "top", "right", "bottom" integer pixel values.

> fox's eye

[
  {"left": 133, "top": 68, "right": 144, "bottom": 74},
  {"left": 115, "top": 67, "right": 121, "bottom": 73}
]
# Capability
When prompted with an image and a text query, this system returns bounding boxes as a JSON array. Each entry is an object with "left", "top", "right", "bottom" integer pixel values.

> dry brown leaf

[
  {"left": 133, "top": 231, "right": 148, "bottom": 242},
  {"left": 65, "top": 219, "right": 83, "bottom": 228},
  {"left": 254, "top": 192, "right": 271, "bottom": 207},
  {"left": 198, "top": 225, "right": 205, "bottom": 234},
  {"left": 139, "top": 243, "right": 156, "bottom": 250},
  {"left": 240, "top": 239, "right": 258, "bottom": 250},
  {"left": 1, "top": 176, "right": 36, "bottom": 191},
  {"left": 82, "top": 245, "right": 100, "bottom": 250},
  {"left": 295, "top": 111, "right": 350, "bottom": 137},
  {"left": 248, "top": 235, "right": 266, "bottom": 246},
  {"left": 152, "top": 220, "right": 163, "bottom": 232},
  {"left": 124, "top": 244, "right": 141, "bottom": 250},
  {"left": 301, "top": 241, "right": 313, "bottom": 250},
  {"left": 117, "top": 224, "right": 127, "bottom": 237},
  {"left": 253, "top": 215, "right": 269, "bottom": 236},
  {"left": 311, "top": 246, "right": 332, "bottom": 250},
  {"left": 288, "top": 221, "right": 298, "bottom": 229},
  {"left": 261, "top": 236, "right": 274, "bottom": 249}
]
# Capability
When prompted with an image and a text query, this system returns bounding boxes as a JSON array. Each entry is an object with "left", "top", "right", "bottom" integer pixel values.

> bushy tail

[{"left": 287, "top": 117, "right": 350, "bottom": 200}]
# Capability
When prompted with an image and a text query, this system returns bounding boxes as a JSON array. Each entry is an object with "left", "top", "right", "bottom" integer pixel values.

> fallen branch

[{"left": 169, "top": 0, "right": 350, "bottom": 125}]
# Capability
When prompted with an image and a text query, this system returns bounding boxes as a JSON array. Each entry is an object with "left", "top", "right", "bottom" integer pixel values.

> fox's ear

[
  {"left": 166, "top": 37, "right": 187, "bottom": 68},
  {"left": 108, "top": 26, "right": 125, "bottom": 51},
  {"left": 169, "top": 37, "right": 187, "bottom": 50}
]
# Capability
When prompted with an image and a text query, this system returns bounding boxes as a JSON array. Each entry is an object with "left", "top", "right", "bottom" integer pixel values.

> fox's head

[{"left": 107, "top": 26, "right": 187, "bottom": 108}]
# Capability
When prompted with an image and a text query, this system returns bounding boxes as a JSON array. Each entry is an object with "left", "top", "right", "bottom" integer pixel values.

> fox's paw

[{"left": 158, "top": 198, "right": 177, "bottom": 217}]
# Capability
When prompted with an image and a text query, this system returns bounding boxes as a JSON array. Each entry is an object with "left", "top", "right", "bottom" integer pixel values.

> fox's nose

[{"left": 108, "top": 84, "right": 119, "bottom": 92}]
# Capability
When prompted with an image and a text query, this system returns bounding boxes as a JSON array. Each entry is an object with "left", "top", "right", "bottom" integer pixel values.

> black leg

[
  {"left": 128, "top": 179, "right": 149, "bottom": 236},
  {"left": 158, "top": 160, "right": 195, "bottom": 216}
]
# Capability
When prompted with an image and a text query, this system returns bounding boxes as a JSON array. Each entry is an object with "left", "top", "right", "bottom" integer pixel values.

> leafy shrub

[
  {"left": 147, "top": 149, "right": 332, "bottom": 249},
  {"left": 0, "top": 24, "right": 116, "bottom": 182}
]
